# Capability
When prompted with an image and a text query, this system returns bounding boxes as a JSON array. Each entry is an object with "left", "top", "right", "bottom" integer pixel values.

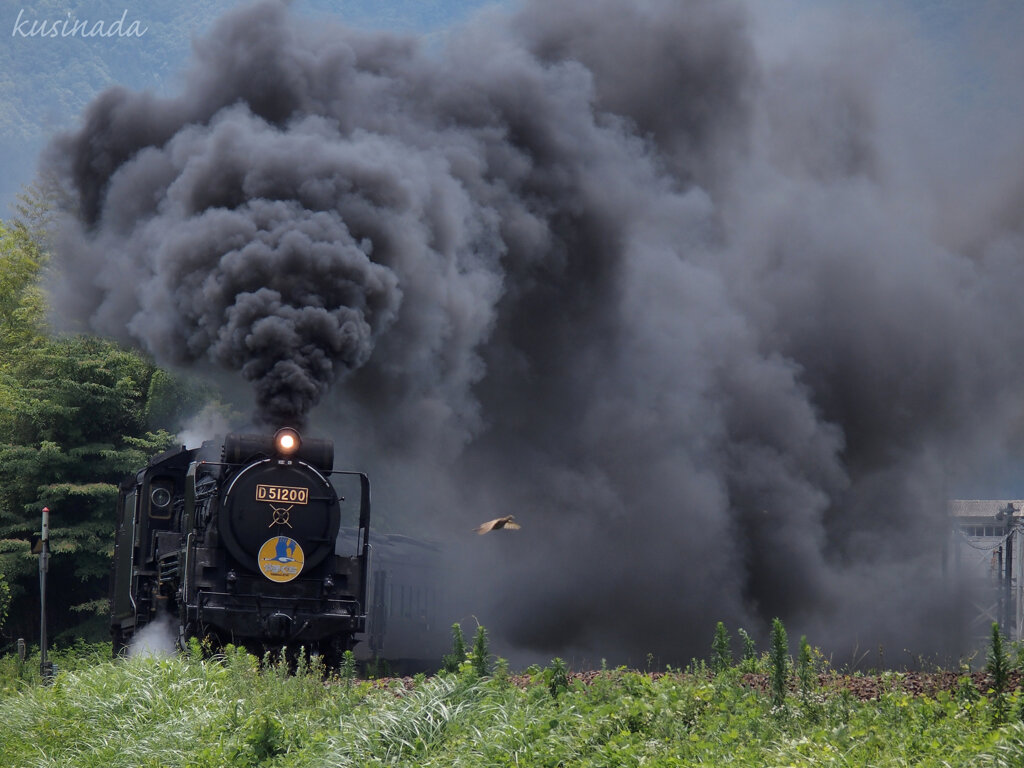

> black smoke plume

[{"left": 47, "top": 0, "right": 1024, "bottom": 662}]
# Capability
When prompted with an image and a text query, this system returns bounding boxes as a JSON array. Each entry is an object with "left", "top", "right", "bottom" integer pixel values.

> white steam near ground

[
  {"left": 44, "top": 0, "right": 1024, "bottom": 665},
  {"left": 127, "top": 611, "right": 177, "bottom": 658}
]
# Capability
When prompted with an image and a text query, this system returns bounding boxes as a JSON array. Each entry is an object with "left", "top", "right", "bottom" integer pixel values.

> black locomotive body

[{"left": 110, "top": 428, "right": 371, "bottom": 661}]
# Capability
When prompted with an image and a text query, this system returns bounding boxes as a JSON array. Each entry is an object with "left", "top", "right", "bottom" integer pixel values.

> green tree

[
  {"left": 144, "top": 367, "right": 212, "bottom": 433},
  {"left": 0, "top": 217, "right": 183, "bottom": 643},
  {"left": 0, "top": 219, "right": 47, "bottom": 357},
  {"left": 0, "top": 335, "right": 176, "bottom": 640},
  {"left": 12, "top": 178, "right": 60, "bottom": 248}
]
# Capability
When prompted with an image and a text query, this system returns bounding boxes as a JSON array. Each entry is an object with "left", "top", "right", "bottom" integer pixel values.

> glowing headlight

[{"left": 274, "top": 427, "right": 301, "bottom": 456}]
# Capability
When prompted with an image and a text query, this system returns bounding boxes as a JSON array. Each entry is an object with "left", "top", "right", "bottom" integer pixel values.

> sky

[{"left": 0, "top": 0, "right": 500, "bottom": 219}]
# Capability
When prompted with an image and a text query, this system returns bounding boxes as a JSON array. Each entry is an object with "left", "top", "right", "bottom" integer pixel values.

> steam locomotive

[{"left": 110, "top": 428, "right": 373, "bottom": 663}]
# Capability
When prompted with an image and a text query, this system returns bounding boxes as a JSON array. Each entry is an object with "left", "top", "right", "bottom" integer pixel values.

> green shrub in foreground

[
  {"left": 0, "top": 647, "right": 1022, "bottom": 767},
  {"left": 0, "top": 639, "right": 111, "bottom": 691}
]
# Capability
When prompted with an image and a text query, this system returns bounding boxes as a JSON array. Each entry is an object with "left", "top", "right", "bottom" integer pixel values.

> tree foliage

[
  {"left": 0, "top": 220, "right": 47, "bottom": 354},
  {"left": 0, "top": 573, "right": 9, "bottom": 634},
  {"left": 0, "top": 335, "right": 177, "bottom": 640},
  {"left": 0, "top": 211, "right": 194, "bottom": 644}
]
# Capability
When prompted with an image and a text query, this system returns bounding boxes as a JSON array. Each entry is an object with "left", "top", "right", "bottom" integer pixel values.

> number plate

[{"left": 255, "top": 484, "right": 309, "bottom": 505}]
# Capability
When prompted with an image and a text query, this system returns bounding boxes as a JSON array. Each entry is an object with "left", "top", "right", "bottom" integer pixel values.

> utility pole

[{"left": 39, "top": 506, "right": 53, "bottom": 681}]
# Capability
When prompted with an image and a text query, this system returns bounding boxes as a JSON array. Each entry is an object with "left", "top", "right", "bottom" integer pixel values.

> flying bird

[{"left": 474, "top": 515, "right": 520, "bottom": 534}]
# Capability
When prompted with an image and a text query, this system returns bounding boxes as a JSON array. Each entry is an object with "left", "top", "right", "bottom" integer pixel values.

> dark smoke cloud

[{"left": 46, "top": 0, "right": 1024, "bottom": 662}]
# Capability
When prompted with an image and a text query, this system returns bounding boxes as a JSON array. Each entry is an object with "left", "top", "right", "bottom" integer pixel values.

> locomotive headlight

[{"left": 274, "top": 427, "right": 301, "bottom": 456}]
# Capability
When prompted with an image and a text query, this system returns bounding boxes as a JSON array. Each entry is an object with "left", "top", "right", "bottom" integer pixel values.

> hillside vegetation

[
  {"left": 2, "top": 639, "right": 1024, "bottom": 768},
  {"left": 0, "top": 0, "right": 490, "bottom": 216},
  {"left": 0, "top": 205, "right": 212, "bottom": 644}
]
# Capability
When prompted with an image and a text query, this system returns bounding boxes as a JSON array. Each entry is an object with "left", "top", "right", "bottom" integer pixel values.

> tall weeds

[
  {"left": 711, "top": 621, "right": 732, "bottom": 674},
  {"left": 769, "top": 617, "right": 789, "bottom": 707},
  {"left": 988, "top": 622, "right": 1010, "bottom": 724},
  {"left": 0, "top": 634, "right": 1021, "bottom": 767}
]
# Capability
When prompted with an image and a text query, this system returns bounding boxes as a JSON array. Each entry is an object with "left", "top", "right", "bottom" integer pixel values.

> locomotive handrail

[
  {"left": 327, "top": 472, "right": 371, "bottom": 531},
  {"left": 328, "top": 470, "right": 371, "bottom": 623}
]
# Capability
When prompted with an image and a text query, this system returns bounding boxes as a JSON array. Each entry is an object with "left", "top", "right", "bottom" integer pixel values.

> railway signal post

[{"left": 38, "top": 506, "right": 54, "bottom": 681}]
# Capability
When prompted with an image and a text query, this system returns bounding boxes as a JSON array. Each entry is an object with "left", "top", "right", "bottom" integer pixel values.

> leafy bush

[
  {"left": 546, "top": 657, "right": 569, "bottom": 699},
  {"left": 340, "top": 649, "right": 357, "bottom": 683}
]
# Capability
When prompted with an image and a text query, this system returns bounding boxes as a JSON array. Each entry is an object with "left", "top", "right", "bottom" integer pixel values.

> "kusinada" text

[{"left": 12, "top": 9, "right": 148, "bottom": 39}]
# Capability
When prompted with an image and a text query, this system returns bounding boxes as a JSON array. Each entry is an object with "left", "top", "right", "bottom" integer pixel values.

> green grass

[{"left": 0, "top": 649, "right": 1021, "bottom": 767}]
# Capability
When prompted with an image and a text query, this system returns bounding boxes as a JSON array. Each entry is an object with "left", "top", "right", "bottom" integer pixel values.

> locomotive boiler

[{"left": 110, "top": 427, "right": 371, "bottom": 662}]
